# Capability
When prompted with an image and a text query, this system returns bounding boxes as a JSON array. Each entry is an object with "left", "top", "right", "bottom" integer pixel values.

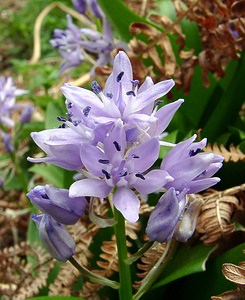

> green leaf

[
  {"left": 159, "top": 130, "right": 178, "bottom": 159},
  {"left": 179, "top": 242, "right": 245, "bottom": 300},
  {"left": 201, "top": 54, "right": 245, "bottom": 141},
  {"left": 45, "top": 101, "right": 64, "bottom": 129},
  {"left": 29, "top": 164, "right": 64, "bottom": 187},
  {"left": 97, "top": 0, "right": 147, "bottom": 41},
  {"left": 27, "top": 297, "right": 86, "bottom": 300},
  {"left": 153, "top": 242, "right": 216, "bottom": 288}
]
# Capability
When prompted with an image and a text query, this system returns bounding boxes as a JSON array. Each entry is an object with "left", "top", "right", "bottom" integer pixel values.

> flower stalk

[
  {"left": 133, "top": 240, "right": 177, "bottom": 300},
  {"left": 114, "top": 208, "right": 133, "bottom": 300},
  {"left": 69, "top": 256, "right": 119, "bottom": 289}
]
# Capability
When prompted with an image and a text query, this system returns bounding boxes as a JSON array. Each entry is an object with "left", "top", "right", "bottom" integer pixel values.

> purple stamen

[
  {"left": 113, "top": 141, "right": 121, "bottom": 151},
  {"left": 126, "top": 91, "right": 136, "bottom": 96},
  {"left": 83, "top": 106, "right": 91, "bottom": 117},
  {"left": 135, "top": 173, "right": 145, "bottom": 180},
  {"left": 189, "top": 148, "right": 201, "bottom": 157},
  {"left": 102, "top": 169, "right": 111, "bottom": 179},
  {"left": 117, "top": 71, "right": 124, "bottom": 82},
  {"left": 98, "top": 159, "right": 110, "bottom": 164},
  {"left": 91, "top": 81, "right": 102, "bottom": 94},
  {"left": 57, "top": 116, "right": 67, "bottom": 122}
]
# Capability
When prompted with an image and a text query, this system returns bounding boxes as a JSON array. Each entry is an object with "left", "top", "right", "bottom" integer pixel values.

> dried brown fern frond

[
  {"left": 129, "top": 0, "right": 245, "bottom": 92},
  {"left": 80, "top": 219, "right": 141, "bottom": 299},
  {"left": 125, "top": 0, "right": 157, "bottom": 17},
  {"left": 49, "top": 219, "right": 99, "bottom": 296},
  {"left": 133, "top": 242, "right": 166, "bottom": 290},
  {"left": 204, "top": 143, "right": 245, "bottom": 162},
  {"left": 196, "top": 184, "right": 245, "bottom": 245},
  {"left": 212, "top": 250, "right": 245, "bottom": 299},
  {"left": 0, "top": 241, "right": 54, "bottom": 300}
]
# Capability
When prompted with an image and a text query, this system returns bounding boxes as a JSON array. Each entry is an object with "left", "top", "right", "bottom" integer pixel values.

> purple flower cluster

[
  {"left": 28, "top": 51, "right": 223, "bottom": 261},
  {"left": 0, "top": 76, "right": 32, "bottom": 153},
  {"left": 50, "top": 1, "right": 126, "bottom": 75},
  {"left": 0, "top": 76, "right": 28, "bottom": 127}
]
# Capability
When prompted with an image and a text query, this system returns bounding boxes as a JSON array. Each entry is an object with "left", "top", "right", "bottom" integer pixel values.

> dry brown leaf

[
  {"left": 223, "top": 263, "right": 245, "bottom": 285},
  {"left": 204, "top": 143, "right": 245, "bottom": 162},
  {"left": 196, "top": 193, "right": 240, "bottom": 245}
]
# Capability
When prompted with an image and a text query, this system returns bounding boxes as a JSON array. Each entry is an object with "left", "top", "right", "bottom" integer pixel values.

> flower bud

[
  {"left": 146, "top": 188, "right": 186, "bottom": 242},
  {"left": 27, "top": 185, "right": 87, "bottom": 225},
  {"left": 0, "top": 130, "right": 14, "bottom": 153},
  {"left": 20, "top": 104, "right": 34, "bottom": 124},
  {"left": 32, "top": 214, "right": 75, "bottom": 262},
  {"left": 174, "top": 196, "right": 202, "bottom": 242}
]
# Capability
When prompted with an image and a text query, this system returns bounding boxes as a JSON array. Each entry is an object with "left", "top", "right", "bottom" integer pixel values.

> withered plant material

[
  {"left": 212, "top": 250, "right": 245, "bottom": 299},
  {"left": 80, "top": 220, "right": 141, "bottom": 299},
  {"left": 0, "top": 190, "right": 29, "bottom": 249},
  {"left": 133, "top": 242, "right": 166, "bottom": 290},
  {"left": 125, "top": 0, "right": 157, "bottom": 17},
  {"left": 49, "top": 220, "right": 100, "bottom": 296},
  {"left": 212, "top": 289, "right": 244, "bottom": 300},
  {"left": 129, "top": 0, "right": 245, "bottom": 93},
  {"left": 204, "top": 143, "right": 245, "bottom": 162},
  {"left": 0, "top": 241, "right": 54, "bottom": 300},
  {"left": 196, "top": 184, "right": 245, "bottom": 245}
]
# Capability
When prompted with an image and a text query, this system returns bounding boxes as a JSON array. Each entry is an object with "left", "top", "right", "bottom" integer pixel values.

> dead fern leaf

[
  {"left": 222, "top": 263, "right": 245, "bottom": 285},
  {"left": 0, "top": 241, "right": 53, "bottom": 300},
  {"left": 133, "top": 242, "right": 166, "bottom": 290},
  {"left": 204, "top": 143, "right": 245, "bottom": 162},
  {"left": 49, "top": 219, "right": 99, "bottom": 296},
  {"left": 196, "top": 187, "right": 242, "bottom": 245}
]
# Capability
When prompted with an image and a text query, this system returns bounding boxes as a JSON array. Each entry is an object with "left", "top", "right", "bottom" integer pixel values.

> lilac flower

[
  {"left": 0, "top": 130, "right": 14, "bottom": 153},
  {"left": 79, "top": 20, "right": 119, "bottom": 74},
  {"left": 69, "top": 122, "right": 173, "bottom": 222},
  {"left": 27, "top": 185, "right": 87, "bottom": 224},
  {"left": 174, "top": 196, "right": 202, "bottom": 242},
  {"left": 32, "top": 214, "right": 75, "bottom": 262},
  {"left": 0, "top": 76, "right": 27, "bottom": 127},
  {"left": 61, "top": 51, "right": 183, "bottom": 142},
  {"left": 72, "top": 0, "right": 104, "bottom": 19},
  {"left": 20, "top": 104, "right": 34, "bottom": 124},
  {"left": 50, "top": 15, "right": 84, "bottom": 74},
  {"left": 146, "top": 188, "right": 187, "bottom": 242},
  {"left": 27, "top": 128, "right": 85, "bottom": 170},
  {"left": 161, "top": 134, "right": 223, "bottom": 194}
]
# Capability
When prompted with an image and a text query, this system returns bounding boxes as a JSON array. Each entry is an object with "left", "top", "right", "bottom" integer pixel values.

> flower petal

[
  {"left": 187, "top": 177, "right": 221, "bottom": 194},
  {"left": 132, "top": 170, "right": 173, "bottom": 194},
  {"left": 113, "top": 187, "right": 140, "bottom": 223},
  {"left": 127, "top": 138, "right": 159, "bottom": 173},
  {"left": 80, "top": 144, "right": 107, "bottom": 177},
  {"left": 154, "top": 99, "right": 184, "bottom": 135},
  {"left": 130, "top": 79, "right": 175, "bottom": 113},
  {"left": 146, "top": 188, "right": 184, "bottom": 242},
  {"left": 69, "top": 178, "right": 112, "bottom": 198}
]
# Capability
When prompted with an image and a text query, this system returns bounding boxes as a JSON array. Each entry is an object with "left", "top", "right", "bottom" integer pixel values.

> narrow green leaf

[
  {"left": 153, "top": 242, "right": 216, "bottom": 288},
  {"left": 202, "top": 54, "right": 245, "bottom": 141},
  {"left": 97, "top": 0, "right": 147, "bottom": 41},
  {"left": 29, "top": 164, "right": 64, "bottom": 187},
  {"left": 45, "top": 101, "right": 64, "bottom": 129},
  {"left": 180, "top": 242, "right": 245, "bottom": 300}
]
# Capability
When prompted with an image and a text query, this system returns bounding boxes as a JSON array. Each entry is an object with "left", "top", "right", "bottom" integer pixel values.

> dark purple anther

[
  {"left": 126, "top": 91, "right": 136, "bottom": 96},
  {"left": 113, "top": 141, "right": 121, "bottom": 151},
  {"left": 91, "top": 81, "right": 102, "bottom": 94},
  {"left": 117, "top": 72, "right": 124, "bottom": 82},
  {"left": 83, "top": 106, "right": 91, "bottom": 117}
]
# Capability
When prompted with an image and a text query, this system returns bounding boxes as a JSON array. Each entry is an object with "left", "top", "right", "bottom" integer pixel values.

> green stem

[
  {"left": 69, "top": 257, "right": 119, "bottom": 289},
  {"left": 114, "top": 208, "right": 133, "bottom": 300},
  {"left": 133, "top": 240, "right": 177, "bottom": 300},
  {"left": 127, "top": 241, "right": 154, "bottom": 265}
]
